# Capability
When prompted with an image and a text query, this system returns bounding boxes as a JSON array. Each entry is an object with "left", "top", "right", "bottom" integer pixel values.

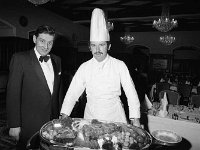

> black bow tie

[{"left": 39, "top": 55, "right": 50, "bottom": 62}]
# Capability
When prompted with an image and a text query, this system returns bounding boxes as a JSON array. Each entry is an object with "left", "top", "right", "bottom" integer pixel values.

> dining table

[{"left": 141, "top": 104, "right": 200, "bottom": 150}]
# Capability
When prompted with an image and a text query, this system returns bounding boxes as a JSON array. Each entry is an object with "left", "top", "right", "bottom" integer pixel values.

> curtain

[{"left": 0, "top": 37, "right": 34, "bottom": 71}]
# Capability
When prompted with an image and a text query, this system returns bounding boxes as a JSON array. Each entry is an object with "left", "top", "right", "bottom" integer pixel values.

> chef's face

[
  {"left": 33, "top": 33, "right": 54, "bottom": 56},
  {"left": 89, "top": 41, "right": 111, "bottom": 62}
]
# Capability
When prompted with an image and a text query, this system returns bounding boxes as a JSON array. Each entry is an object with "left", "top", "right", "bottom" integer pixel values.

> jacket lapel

[
  {"left": 30, "top": 50, "right": 51, "bottom": 94},
  {"left": 51, "top": 55, "right": 59, "bottom": 95}
]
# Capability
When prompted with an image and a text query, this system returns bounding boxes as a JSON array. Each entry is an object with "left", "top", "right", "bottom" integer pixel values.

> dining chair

[
  {"left": 159, "top": 90, "right": 181, "bottom": 105},
  {"left": 155, "top": 82, "right": 171, "bottom": 101},
  {"left": 177, "top": 84, "right": 192, "bottom": 103},
  {"left": 190, "top": 95, "right": 200, "bottom": 108}
]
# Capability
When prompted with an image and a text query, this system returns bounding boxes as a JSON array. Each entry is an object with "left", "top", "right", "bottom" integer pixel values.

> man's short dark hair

[{"left": 34, "top": 25, "right": 55, "bottom": 37}]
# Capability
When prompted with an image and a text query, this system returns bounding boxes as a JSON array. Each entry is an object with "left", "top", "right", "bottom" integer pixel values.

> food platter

[
  {"left": 39, "top": 117, "right": 75, "bottom": 147},
  {"left": 39, "top": 117, "right": 152, "bottom": 150},
  {"left": 151, "top": 130, "right": 182, "bottom": 145}
]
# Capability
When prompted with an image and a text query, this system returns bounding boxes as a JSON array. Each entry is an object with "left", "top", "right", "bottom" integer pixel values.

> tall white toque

[{"left": 90, "top": 8, "right": 110, "bottom": 42}]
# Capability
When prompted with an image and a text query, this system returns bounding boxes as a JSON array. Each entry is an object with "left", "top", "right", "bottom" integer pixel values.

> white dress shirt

[
  {"left": 60, "top": 55, "right": 140, "bottom": 123},
  {"left": 34, "top": 48, "right": 54, "bottom": 94}
]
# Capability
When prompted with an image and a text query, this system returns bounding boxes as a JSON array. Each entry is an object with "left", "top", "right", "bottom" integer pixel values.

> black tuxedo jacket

[{"left": 6, "top": 49, "right": 63, "bottom": 141}]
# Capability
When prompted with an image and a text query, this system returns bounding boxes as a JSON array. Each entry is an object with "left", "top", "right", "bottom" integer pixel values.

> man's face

[
  {"left": 33, "top": 33, "right": 54, "bottom": 56},
  {"left": 89, "top": 41, "right": 111, "bottom": 62}
]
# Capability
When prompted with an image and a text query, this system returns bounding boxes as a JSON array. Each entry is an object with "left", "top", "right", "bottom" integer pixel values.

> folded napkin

[
  {"left": 158, "top": 92, "right": 168, "bottom": 117},
  {"left": 144, "top": 94, "right": 153, "bottom": 109}
]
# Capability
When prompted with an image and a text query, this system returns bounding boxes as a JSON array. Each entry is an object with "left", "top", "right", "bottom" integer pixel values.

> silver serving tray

[{"left": 39, "top": 118, "right": 152, "bottom": 150}]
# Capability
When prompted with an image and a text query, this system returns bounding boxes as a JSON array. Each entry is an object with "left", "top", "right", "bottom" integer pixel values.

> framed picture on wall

[{"left": 150, "top": 54, "right": 172, "bottom": 72}]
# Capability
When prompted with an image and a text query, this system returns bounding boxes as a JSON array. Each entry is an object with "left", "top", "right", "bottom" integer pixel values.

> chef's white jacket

[{"left": 60, "top": 55, "right": 140, "bottom": 123}]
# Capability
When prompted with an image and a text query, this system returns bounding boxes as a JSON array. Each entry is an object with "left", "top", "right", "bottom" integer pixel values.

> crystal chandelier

[
  {"left": 153, "top": 2, "right": 178, "bottom": 32},
  {"left": 120, "top": 34, "right": 134, "bottom": 45},
  {"left": 28, "top": 0, "right": 54, "bottom": 5},
  {"left": 120, "top": 27, "right": 134, "bottom": 45},
  {"left": 107, "top": 21, "right": 114, "bottom": 31},
  {"left": 160, "top": 35, "right": 176, "bottom": 45}
]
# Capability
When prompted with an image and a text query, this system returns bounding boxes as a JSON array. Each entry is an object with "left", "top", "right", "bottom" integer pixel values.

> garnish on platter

[
  {"left": 40, "top": 117, "right": 76, "bottom": 146},
  {"left": 40, "top": 118, "right": 152, "bottom": 149}
]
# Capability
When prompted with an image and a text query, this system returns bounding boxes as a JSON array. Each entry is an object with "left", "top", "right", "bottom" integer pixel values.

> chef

[{"left": 60, "top": 8, "right": 141, "bottom": 127}]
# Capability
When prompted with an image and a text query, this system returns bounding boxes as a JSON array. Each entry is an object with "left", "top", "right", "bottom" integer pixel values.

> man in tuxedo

[{"left": 6, "top": 25, "right": 63, "bottom": 149}]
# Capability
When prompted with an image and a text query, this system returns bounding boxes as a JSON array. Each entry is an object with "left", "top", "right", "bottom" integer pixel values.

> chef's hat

[{"left": 90, "top": 8, "right": 110, "bottom": 42}]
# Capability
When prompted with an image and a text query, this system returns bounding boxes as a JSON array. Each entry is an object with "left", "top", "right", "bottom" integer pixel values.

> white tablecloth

[{"left": 145, "top": 114, "right": 200, "bottom": 150}]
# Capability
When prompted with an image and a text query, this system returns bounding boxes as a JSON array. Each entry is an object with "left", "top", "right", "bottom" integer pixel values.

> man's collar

[
  {"left": 34, "top": 47, "right": 40, "bottom": 60},
  {"left": 34, "top": 47, "right": 50, "bottom": 58}
]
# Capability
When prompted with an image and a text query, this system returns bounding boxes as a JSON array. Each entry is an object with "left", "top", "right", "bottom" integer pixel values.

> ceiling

[{"left": 39, "top": 0, "right": 200, "bottom": 32}]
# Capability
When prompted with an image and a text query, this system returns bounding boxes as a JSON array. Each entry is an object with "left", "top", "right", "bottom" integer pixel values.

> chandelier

[
  {"left": 28, "top": 0, "right": 54, "bottom": 5},
  {"left": 160, "top": 35, "right": 176, "bottom": 45},
  {"left": 153, "top": 2, "right": 178, "bottom": 32},
  {"left": 107, "top": 21, "right": 114, "bottom": 31},
  {"left": 120, "top": 34, "right": 134, "bottom": 45},
  {"left": 120, "top": 27, "right": 134, "bottom": 45}
]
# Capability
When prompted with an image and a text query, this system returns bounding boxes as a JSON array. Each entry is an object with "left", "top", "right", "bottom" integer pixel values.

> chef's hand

[
  {"left": 9, "top": 127, "right": 21, "bottom": 141},
  {"left": 59, "top": 113, "right": 68, "bottom": 119},
  {"left": 130, "top": 118, "right": 142, "bottom": 128}
]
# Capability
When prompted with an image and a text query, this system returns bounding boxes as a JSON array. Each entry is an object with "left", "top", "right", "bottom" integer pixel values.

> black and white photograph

[{"left": 0, "top": 0, "right": 200, "bottom": 150}]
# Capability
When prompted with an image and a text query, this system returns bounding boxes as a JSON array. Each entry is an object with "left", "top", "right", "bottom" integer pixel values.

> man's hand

[
  {"left": 130, "top": 118, "right": 141, "bottom": 128},
  {"left": 59, "top": 113, "right": 68, "bottom": 119},
  {"left": 9, "top": 127, "right": 21, "bottom": 141}
]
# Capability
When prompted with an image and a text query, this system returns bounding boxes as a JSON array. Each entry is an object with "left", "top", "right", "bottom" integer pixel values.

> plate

[{"left": 151, "top": 130, "right": 182, "bottom": 144}]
